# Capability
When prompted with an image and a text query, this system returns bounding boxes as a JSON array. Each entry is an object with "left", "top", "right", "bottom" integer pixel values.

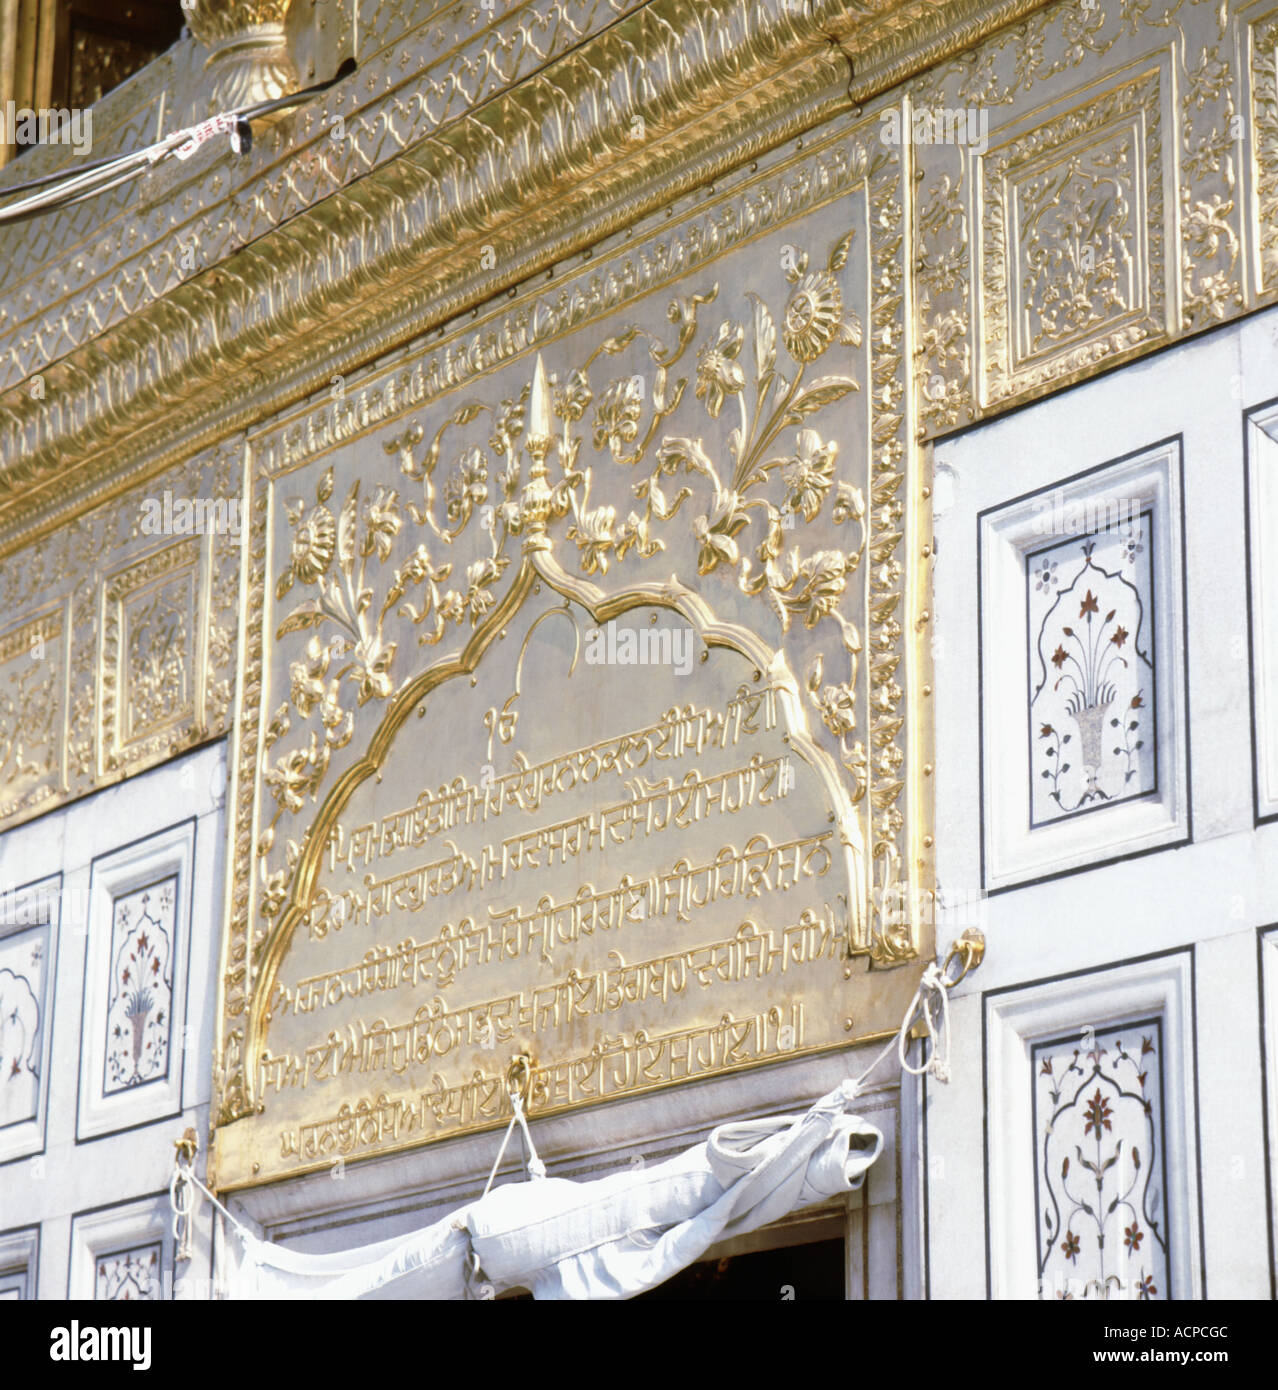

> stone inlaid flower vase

[
  {"left": 125, "top": 990, "right": 153, "bottom": 1082},
  {"left": 1072, "top": 699, "right": 1113, "bottom": 804}
]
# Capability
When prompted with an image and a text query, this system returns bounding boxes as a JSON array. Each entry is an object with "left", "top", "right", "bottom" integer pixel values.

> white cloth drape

[{"left": 222, "top": 1080, "right": 881, "bottom": 1300}]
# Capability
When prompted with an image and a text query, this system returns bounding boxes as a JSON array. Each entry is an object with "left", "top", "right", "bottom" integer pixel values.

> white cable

[
  {"left": 481, "top": 1111, "right": 522, "bottom": 1200},
  {"left": 0, "top": 60, "right": 354, "bottom": 227},
  {"left": 0, "top": 138, "right": 178, "bottom": 225}
]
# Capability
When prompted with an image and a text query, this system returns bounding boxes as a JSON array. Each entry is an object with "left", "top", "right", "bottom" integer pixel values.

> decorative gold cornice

[
  {"left": 0, "top": 0, "right": 849, "bottom": 545},
  {"left": 0, "top": 0, "right": 1058, "bottom": 553}
]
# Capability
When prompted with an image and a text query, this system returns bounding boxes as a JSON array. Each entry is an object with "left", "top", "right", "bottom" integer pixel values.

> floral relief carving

[
  {"left": 981, "top": 69, "right": 1167, "bottom": 403},
  {"left": 124, "top": 579, "right": 195, "bottom": 741},
  {"left": 1250, "top": 15, "right": 1278, "bottom": 296},
  {"left": 1017, "top": 143, "right": 1138, "bottom": 357},
  {"left": 916, "top": 166, "right": 972, "bottom": 433},
  {"left": 101, "top": 542, "right": 202, "bottom": 775},
  {"left": 260, "top": 231, "right": 870, "bottom": 892},
  {"left": 1170, "top": 10, "right": 1241, "bottom": 327},
  {"left": 0, "top": 613, "right": 64, "bottom": 818}
]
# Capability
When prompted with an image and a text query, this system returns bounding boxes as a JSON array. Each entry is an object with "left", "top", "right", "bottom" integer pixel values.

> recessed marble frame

[
  {"left": 0, "top": 1224, "right": 38, "bottom": 1299},
  {"left": 68, "top": 1192, "right": 170, "bottom": 1300},
  {"left": 978, "top": 438, "right": 1189, "bottom": 891},
  {"left": 1257, "top": 925, "right": 1278, "bottom": 1295},
  {"left": 0, "top": 874, "right": 60, "bottom": 1165},
  {"left": 983, "top": 950, "right": 1203, "bottom": 1301},
  {"left": 1245, "top": 398, "right": 1278, "bottom": 824},
  {"left": 75, "top": 821, "right": 195, "bottom": 1142}
]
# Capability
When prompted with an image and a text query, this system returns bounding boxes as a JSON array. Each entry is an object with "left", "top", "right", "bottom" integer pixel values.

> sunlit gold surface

[{"left": 0, "top": 0, "right": 1259, "bottom": 1186}]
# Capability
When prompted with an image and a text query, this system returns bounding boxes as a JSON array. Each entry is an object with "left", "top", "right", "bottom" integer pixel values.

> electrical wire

[{"left": 0, "top": 56, "right": 356, "bottom": 227}]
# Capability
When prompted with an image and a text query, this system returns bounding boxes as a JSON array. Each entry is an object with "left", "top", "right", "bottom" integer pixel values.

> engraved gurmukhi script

[{"left": 246, "top": 580, "right": 871, "bottom": 1177}]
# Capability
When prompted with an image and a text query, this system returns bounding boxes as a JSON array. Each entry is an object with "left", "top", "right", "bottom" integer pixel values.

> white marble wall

[
  {"left": 925, "top": 307, "right": 1278, "bottom": 1300},
  {"left": 0, "top": 742, "right": 226, "bottom": 1299}
]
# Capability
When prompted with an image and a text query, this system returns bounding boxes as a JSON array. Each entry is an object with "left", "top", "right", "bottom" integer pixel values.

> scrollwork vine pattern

[{"left": 260, "top": 232, "right": 871, "bottom": 916}]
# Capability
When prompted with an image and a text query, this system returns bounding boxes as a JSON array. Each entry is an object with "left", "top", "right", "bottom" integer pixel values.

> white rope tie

[
  {"left": 899, "top": 962, "right": 951, "bottom": 1081},
  {"left": 470, "top": 1085, "right": 547, "bottom": 1299},
  {"left": 171, "top": 1160, "right": 258, "bottom": 1246},
  {"left": 169, "top": 1161, "right": 195, "bottom": 1263},
  {"left": 481, "top": 1089, "right": 546, "bottom": 1199},
  {"left": 843, "top": 959, "right": 954, "bottom": 1101}
]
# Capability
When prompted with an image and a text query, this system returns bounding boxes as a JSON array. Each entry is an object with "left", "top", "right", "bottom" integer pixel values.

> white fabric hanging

[
  {"left": 184, "top": 952, "right": 968, "bottom": 1299},
  {"left": 218, "top": 1079, "right": 881, "bottom": 1301}
]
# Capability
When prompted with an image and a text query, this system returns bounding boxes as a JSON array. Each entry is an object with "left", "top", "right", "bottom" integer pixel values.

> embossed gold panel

[
  {"left": 0, "top": 448, "right": 240, "bottom": 830},
  {"left": 913, "top": 0, "right": 1246, "bottom": 433},
  {"left": 252, "top": 560, "right": 864, "bottom": 1173},
  {"left": 101, "top": 541, "right": 202, "bottom": 773},
  {"left": 210, "top": 105, "right": 932, "bottom": 1188},
  {"left": 979, "top": 64, "right": 1172, "bottom": 405},
  {"left": 1244, "top": 2, "right": 1278, "bottom": 297},
  {"left": 0, "top": 603, "right": 71, "bottom": 823}
]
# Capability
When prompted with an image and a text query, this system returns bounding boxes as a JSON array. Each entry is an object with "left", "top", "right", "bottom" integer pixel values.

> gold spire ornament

[
  {"left": 514, "top": 354, "right": 559, "bottom": 550},
  {"left": 528, "top": 354, "right": 553, "bottom": 444}
]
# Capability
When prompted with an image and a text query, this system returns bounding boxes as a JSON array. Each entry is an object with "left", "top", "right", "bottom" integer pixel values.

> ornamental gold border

[
  {"left": 1244, "top": 3, "right": 1278, "bottom": 298},
  {"left": 0, "top": 0, "right": 1059, "bottom": 550}
]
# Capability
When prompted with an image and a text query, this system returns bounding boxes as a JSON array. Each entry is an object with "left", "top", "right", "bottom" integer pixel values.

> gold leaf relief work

[{"left": 260, "top": 230, "right": 873, "bottom": 897}]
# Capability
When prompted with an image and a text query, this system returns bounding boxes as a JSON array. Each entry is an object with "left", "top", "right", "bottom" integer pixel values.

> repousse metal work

[
  {"left": 208, "top": 107, "right": 931, "bottom": 1184},
  {"left": 0, "top": 0, "right": 1261, "bottom": 1186}
]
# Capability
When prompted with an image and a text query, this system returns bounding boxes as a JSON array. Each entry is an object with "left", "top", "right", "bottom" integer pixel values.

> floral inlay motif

[
  {"left": 104, "top": 879, "right": 176, "bottom": 1095},
  {"left": 1034, "top": 1020, "right": 1169, "bottom": 1301},
  {"left": 94, "top": 1243, "right": 161, "bottom": 1300},
  {"left": 0, "top": 924, "right": 48, "bottom": 1129},
  {"left": 1029, "top": 513, "right": 1155, "bottom": 825}
]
